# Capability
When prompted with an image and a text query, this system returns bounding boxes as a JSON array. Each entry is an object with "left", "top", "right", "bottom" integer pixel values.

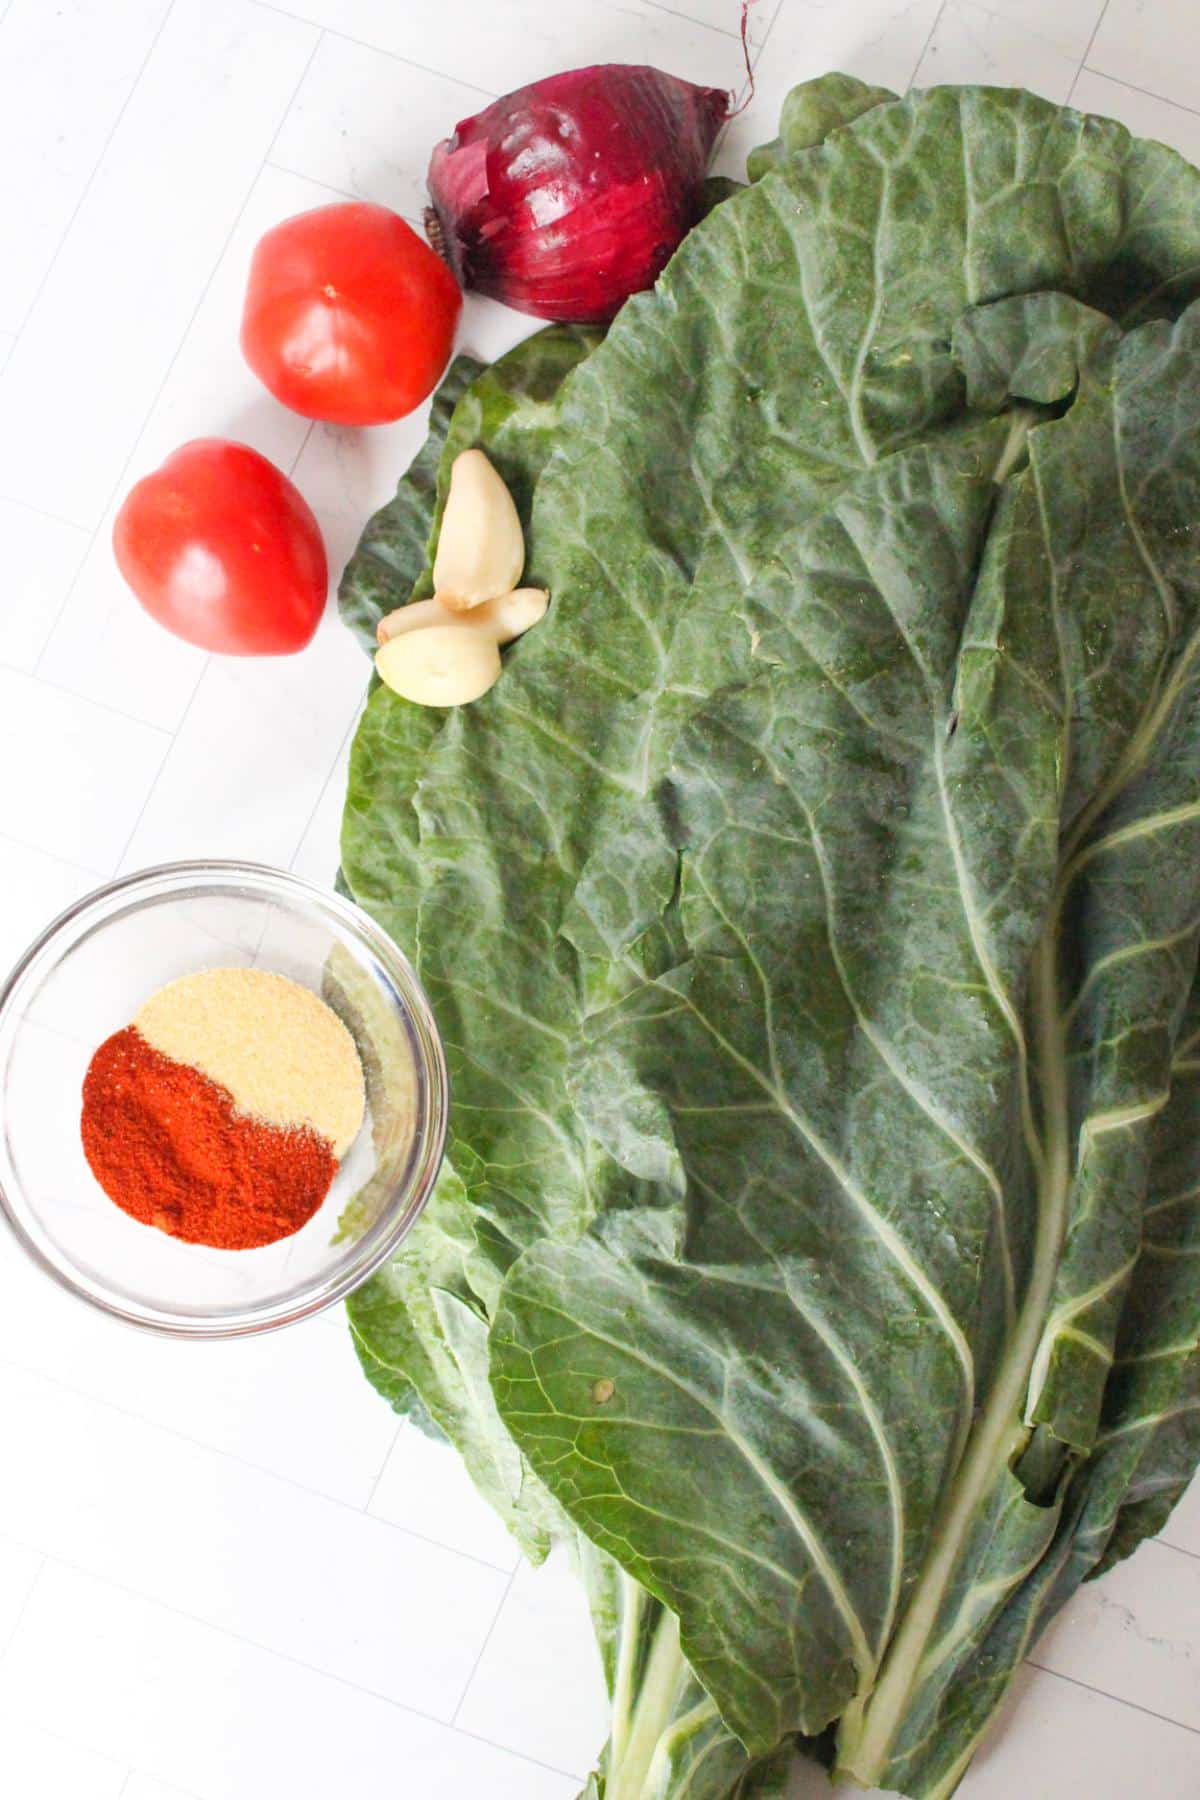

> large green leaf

[{"left": 342, "top": 83, "right": 1200, "bottom": 1799}]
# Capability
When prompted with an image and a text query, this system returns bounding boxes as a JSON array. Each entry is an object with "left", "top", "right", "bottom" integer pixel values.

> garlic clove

[
  {"left": 378, "top": 587, "right": 549, "bottom": 647},
  {"left": 375, "top": 624, "right": 501, "bottom": 707},
  {"left": 433, "top": 449, "right": 524, "bottom": 609},
  {"left": 377, "top": 598, "right": 448, "bottom": 644},
  {"left": 477, "top": 586, "right": 549, "bottom": 642}
]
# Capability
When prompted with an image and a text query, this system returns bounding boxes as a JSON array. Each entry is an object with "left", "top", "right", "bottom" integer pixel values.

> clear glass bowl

[{"left": 0, "top": 862, "right": 447, "bottom": 1336}]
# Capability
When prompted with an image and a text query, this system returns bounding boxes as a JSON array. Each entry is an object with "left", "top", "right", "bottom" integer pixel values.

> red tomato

[
  {"left": 240, "top": 202, "right": 462, "bottom": 426},
  {"left": 112, "top": 440, "right": 328, "bottom": 656}
]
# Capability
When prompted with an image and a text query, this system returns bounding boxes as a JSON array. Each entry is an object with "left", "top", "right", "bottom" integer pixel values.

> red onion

[{"left": 426, "top": 64, "right": 731, "bottom": 324}]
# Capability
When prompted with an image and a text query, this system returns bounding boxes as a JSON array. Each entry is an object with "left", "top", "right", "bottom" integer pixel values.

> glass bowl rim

[{"left": 0, "top": 858, "right": 449, "bottom": 1338}]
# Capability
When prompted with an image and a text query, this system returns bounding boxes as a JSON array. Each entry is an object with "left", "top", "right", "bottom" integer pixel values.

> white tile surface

[
  {"left": 0, "top": 1247, "right": 395, "bottom": 1506},
  {"left": 0, "top": 1563, "right": 579, "bottom": 1800},
  {"left": 650, "top": 0, "right": 777, "bottom": 42},
  {"left": 941, "top": 0, "right": 1106, "bottom": 63},
  {"left": 368, "top": 1422, "right": 522, "bottom": 1572},
  {"left": 754, "top": 0, "right": 941, "bottom": 94},
  {"left": 1071, "top": 67, "right": 1200, "bottom": 164},
  {"left": 119, "top": 601, "right": 363, "bottom": 871},
  {"left": 958, "top": 1664, "right": 1200, "bottom": 1797},
  {"left": 0, "top": 1534, "right": 41, "bottom": 1652},
  {"left": 0, "top": 501, "right": 90, "bottom": 671},
  {"left": 0, "top": 1719, "right": 127, "bottom": 1800},
  {"left": 0, "top": 3, "right": 1199, "bottom": 1796},
  {"left": 455, "top": 1549, "right": 610, "bottom": 1777},
  {"left": 272, "top": 34, "right": 490, "bottom": 225},
  {"left": 791, "top": 1661, "right": 1200, "bottom": 1797},
  {"left": 36, "top": 162, "right": 337, "bottom": 733},
  {"left": 122, "top": 1781, "right": 201, "bottom": 1800},
  {"left": 1033, "top": 1539, "right": 1200, "bottom": 1731},
  {"left": 0, "top": 0, "right": 171, "bottom": 336},
  {"left": 915, "top": 0, "right": 1081, "bottom": 101},
  {"left": 0, "top": 669, "right": 166, "bottom": 872},
  {"left": 0, "top": 1361, "right": 506, "bottom": 1716},
  {"left": 289, "top": 718, "right": 357, "bottom": 887},
  {"left": 0, "top": 0, "right": 319, "bottom": 528},
  {"left": 268, "top": 0, "right": 746, "bottom": 97},
  {"left": 0, "top": 837, "right": 96, "bottom": 973},
  {"left": 1160, "top": 1473, "right": 1200, "bottom": 1558},
  {"left": 1089, "top": 0, "right": 1200, "bottom": 114}
]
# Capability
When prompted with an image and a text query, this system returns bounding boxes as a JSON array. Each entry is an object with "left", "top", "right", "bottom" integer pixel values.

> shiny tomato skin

[
  {"left": 240, "top": 201, "right": 462, "bottom": 426},
  {"left": 112, "top": 439, "right": 328, "bottom": 656}
]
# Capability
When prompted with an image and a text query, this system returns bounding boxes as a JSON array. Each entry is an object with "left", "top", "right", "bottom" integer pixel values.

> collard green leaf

[
  {"left": 747, "top": 71, "right": 896, "bottom": 180},
  {"left": 341, "top": 80, "right": 1200, "bottom": 1800}
]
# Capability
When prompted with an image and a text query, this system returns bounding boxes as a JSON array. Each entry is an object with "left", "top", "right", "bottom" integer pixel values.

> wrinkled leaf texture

[{"left": 341, "top": 81, "right": 1200, "bottom": 1799}]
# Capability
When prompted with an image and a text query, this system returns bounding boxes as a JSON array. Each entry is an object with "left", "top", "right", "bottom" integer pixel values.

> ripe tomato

[
  {"left": 112, "top": 439, "right": 328, "bottom": 656},
  {"left": 240, "top": 201, "right": 462, "bottom": 426}
]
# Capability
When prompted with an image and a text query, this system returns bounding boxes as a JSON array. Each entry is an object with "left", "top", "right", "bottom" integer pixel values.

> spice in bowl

[{"left": 80, "top": 968, "right": 365, "bottom": 1249}]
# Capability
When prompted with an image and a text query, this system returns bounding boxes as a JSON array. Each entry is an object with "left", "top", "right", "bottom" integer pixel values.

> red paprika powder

[{"left": 81, "top": 1027, "right": 336, "bottom": 1249}]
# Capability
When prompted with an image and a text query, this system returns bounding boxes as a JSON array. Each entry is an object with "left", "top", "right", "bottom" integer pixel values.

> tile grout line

[
  {"left": 450, "top": 1561, "right": 521, "bottom": 1727},
  {"left": 0, "top": 1348, "right": 516, "bottom": 1575},
  {"left": 262, "top": 24, "right": 325, "bottom": 169},
  {"left": 1077, "top": 64, "right": 1200, "bottom": 122},
  {"left": 8, "top": 1544, "right": 582, "bottom": 1784},
  {"left": 265, "top": 160, "right": 368, "bottom": 206},
  {"left": 287, "top": 418, "right": 318, "bottom": 479},
  {"left": 10, "top": 0, "right": 180, "bottom": 344},
  {"left": 0, "top": 828, "right": 99, "bottom": 884},
  {"left": 1024, "top": 1655, "right": 1200, "bottom": 1738},
  {"left": 0, "top": 1551, "right": 46, "bottom": 1674},
  {"left": 1066, "top": 0, "right": 1112, "bottom": 105},
  {"left": 287, "top": 700, "right": 362, "bottom": 873},
  {"left": 641, "top": 0, "right": 768, "bottom": 46},
  {"left": 361, "top": 1421, "right": 403, "bottom": 1515},
  {"left": 907, "top": 0, "right": 948, "bottom": 91},
  {"left": 946, "top": 0, "right": 1104, "bottom": 66},
  {"left": 0, "top": 491, "right": 93, "bottom": 535},
  {"left": 17, "top": 668, "right": 175, "bottom": 742},
  {"left": 752, "top": 0, "right": 789, "bottom": 62},
  {"left": 31, "top": 20, "right": 321, "bottom": 689},
  {"left": 108, "top": 672, "right": 202, "bottom": 876},
  {"left": 247, "top": 0, "right": 499, "bottom": 99},
  {"left": 265, "top": 156, "right": 426, "bottom": 232}
]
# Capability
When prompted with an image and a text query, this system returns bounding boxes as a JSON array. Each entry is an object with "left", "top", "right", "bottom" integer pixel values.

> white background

[{"left": 0, "top": 1, "right": 1198, "bottom": 1795}]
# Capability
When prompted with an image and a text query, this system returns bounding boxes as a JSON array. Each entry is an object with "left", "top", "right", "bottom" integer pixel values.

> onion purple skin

[{"left": 426, "top": 63, "right": 731, "bottom": 325}]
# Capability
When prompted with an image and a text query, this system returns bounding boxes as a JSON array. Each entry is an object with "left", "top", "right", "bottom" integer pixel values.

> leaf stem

[
  {"left": 609, "top": 1573, "right": 646, "bottom": 1774},
  {"left": 607, "top": 1606, "right": 686, "bottom": 1800},
  {"left": 835, "top": 896, "right": 1072, "bottom": 1785}
]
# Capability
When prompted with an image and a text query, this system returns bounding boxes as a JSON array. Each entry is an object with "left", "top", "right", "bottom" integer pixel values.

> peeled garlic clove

[
  {"left": 433, "top": 449, "right": 524, "bottom": 610},
  {"left": 377, "top": 598, "right": 449, "bottom": 644},
  {"left": 482, "top": 587, "right": 548, "bottom": 643},
  {"left": 377, "top": 586, "right": 548, "bottom": 647},
  {"left": 375, "top": 624, "right": 501, "bottom": 707}
]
